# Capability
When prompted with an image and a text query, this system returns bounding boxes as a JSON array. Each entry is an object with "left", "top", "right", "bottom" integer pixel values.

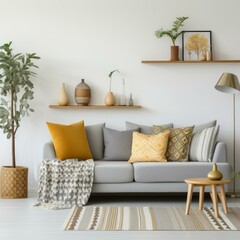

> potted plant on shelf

[
  {"left": 0, "top": 42, "right": 40, "bottom": 198},
  {"left": 155, "top": 16, "right": 188, "bottom": 61},
  {"left": 105, "top": 69, "right": 119, "bottom": 106}
]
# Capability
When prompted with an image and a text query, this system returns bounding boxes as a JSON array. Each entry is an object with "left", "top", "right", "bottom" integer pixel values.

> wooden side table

[{"left": 185, "top": 178, "right": 230, "bottom": 218}]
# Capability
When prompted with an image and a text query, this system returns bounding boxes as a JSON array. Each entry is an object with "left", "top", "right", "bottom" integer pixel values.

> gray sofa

[{"left": 39, "top": 121, "right": 232, "bottom": 193}]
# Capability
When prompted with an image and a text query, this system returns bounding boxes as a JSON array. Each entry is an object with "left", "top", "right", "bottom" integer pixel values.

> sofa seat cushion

[
  {"left": 133, "top": 162, "right": 231, "bottom": 183},
  {"left": 94, "top": 161, "right": 133, "bottom": 183}
]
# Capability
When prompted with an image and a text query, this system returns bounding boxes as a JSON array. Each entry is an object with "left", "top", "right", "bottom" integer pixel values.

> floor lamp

[{"left": 215, "top": 72, "right": 240, "bottom": 197}]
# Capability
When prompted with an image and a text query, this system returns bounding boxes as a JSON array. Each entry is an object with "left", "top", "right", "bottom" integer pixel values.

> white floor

[{"left": 0, "top": 193, "right": 239, "bottom": 240}]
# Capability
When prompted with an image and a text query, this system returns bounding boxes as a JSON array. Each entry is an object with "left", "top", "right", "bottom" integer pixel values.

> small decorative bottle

[
  {"left": 58, "top": 83, "right": 68, "bottom": 106},
  {"left": 206, "top": 50, "right": 212, "bottom": 61},
  {"left": 120, "top": 78, "right": 126, "bottom": 106},
  {"left": 129, "top": 93, "right": 134, "bottom": 106}
]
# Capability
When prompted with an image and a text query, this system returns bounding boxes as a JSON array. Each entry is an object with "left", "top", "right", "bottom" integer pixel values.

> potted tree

[
  {"left": 155, "top": 16, "right": 188, "bottom": 61},
  {"left": 0, "top": 42, "right": 40, "bottom": 198}
]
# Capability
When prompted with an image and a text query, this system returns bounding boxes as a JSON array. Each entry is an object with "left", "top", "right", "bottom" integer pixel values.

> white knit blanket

[{"left": 34, "top": 158, "right": 94, "bottom": 210}]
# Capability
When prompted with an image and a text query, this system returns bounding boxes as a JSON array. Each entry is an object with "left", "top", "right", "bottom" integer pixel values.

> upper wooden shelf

[
  {"left": 49, "top": 105, "right": 142, "bottom": 109},
  {"left": 141, "top": 60, "right": 240, "bottom": 63}
]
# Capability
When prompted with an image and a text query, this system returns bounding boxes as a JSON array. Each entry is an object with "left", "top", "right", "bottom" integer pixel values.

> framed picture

[{"left": 182, "top": 31, "right": 212, "bottom": 61}]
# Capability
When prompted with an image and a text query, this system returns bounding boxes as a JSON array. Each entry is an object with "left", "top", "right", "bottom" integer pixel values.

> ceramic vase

[
  {"left": 170, "top": 46, "right": 179, "bottom": 61},
  {"left": 105, "top": 92, "right": 115, "bottom": 106},
  {"left": 58, "top": 83, "right": 68, "bottom": 106},
  {"left": 207, "top": 163, "right": 223, "bottom": 181},
  {"left": 75, "top": 79, "right": 91, "bottom": 106}
]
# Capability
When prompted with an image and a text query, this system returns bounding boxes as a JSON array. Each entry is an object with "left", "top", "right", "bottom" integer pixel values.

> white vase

[
  {"left": 58, "top": 83, "right": 68, "bottom": 106},
  {"left": 120, "top": 78, "right": 126, "bottom": 106}
]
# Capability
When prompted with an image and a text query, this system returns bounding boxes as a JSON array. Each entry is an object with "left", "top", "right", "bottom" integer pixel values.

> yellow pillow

[
  {"left": 46, "top": 121, "right": 92, "bottom": 160},
  {"left": 128, "top": 131, "right": 170, "bottom": 163}
]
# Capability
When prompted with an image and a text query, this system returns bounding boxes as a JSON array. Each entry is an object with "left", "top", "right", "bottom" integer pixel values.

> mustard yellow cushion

[
  {"left": 46, "top": 121, "right": 92, "bottom": 160},
  {"left": 128, "top": 131, "right": 170, "bottom": 163}
]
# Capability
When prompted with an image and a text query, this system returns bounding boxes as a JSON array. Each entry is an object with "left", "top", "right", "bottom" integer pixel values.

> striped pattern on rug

[{"left": 62, "top": 206, "right": 240, "bottom": 231}]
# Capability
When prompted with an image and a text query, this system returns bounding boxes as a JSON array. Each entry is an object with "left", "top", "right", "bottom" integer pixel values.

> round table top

[{"left": 185, "top": 178, "right": 231, "bottom": 185}]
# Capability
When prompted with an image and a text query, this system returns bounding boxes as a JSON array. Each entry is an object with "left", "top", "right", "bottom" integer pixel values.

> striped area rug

[{"left": 63, "top": 206, "right": 240, "bottom": 231}]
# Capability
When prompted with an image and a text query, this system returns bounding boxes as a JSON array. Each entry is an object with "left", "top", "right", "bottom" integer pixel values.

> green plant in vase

[
  {"left": 155, "top": 16, "right": 188, "bottom": 61},
  {"left": 0, "top": 42, "right": 40, "bottom": 198},
  {"left": 105, "top": 69, "right": 119, "bottom": 106}
]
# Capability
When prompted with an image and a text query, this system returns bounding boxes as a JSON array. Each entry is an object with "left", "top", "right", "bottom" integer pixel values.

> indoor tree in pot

[
  {"left": 155, "top": 16, "right": 188, "bottom": 61},
  {"left": 0, "top": 42, "right": 40, "bottom": 198}
]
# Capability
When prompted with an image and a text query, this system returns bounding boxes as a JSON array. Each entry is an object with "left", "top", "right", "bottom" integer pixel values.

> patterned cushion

[
  {"left": 46, "top": 121, "right": 93, "bottom": 160},
  {"left": 128, "top": 131, "right": 170, "bottom": 163},
  {"left": 189, "top": 126, "right": 219, "bottom": 162},
  {"left": 153, "top": 126, "right": 194, "bottom": 162}
]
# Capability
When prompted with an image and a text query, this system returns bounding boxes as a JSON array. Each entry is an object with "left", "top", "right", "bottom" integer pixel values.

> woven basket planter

[{"left": 0, "top": 166, "right": 28, "bottom": 199}]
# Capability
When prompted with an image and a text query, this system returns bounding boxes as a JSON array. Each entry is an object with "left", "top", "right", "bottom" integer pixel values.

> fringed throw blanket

[{"left": 34, "top": 158, "right": 94, "bottom": 210}]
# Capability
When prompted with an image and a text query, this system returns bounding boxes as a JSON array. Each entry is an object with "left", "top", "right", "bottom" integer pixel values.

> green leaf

[
  {"left": 7, "top": 132, "right": 11, "bottom": 139},
  {"left": 0, "top": 98, "right": 7, "bottom": 106}
]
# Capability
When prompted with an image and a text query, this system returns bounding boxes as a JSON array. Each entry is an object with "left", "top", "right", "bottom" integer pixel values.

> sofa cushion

[
  {"left": 189, "top": 126, "right": 219, "bottom": 162},
  {"left": 94, "top": 161, "right": 133, "bottom": 183},
  {"left": 85, "top": 123, "right": 105, "bottom": 160},
  {"left": 133, "top": 162, "right": 231, "bottom": 183},
  {"left": 153, "top": 126, "right": 194, "bottom": 162},
  {"left": 103, "top": 127, "right": 139, "bottom": 160},
  {"left": 46, "top": 121, "right": 92, "bottom": 160},
  {"left": 193, "top": 120, "right": 217, "bottom": 133},
  {"left": 126, "top": 121, "right": 173, "bottom": 134},
  {"left": 128, "top": 131, "right": 170, "bottom": 163}
]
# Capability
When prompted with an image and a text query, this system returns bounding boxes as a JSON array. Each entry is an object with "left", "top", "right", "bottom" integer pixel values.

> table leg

[
  {"left": 185, "top": 183, "right": 194, "bottom": 215},
  {"left": 219, "top": 184, "right": 228, "bottom": 214},
  {"left": 199, "top": 186, "right": 205, "bottom": 211},
  {"left": 211, "top": 184, "right": 219, "bottom": 218}
]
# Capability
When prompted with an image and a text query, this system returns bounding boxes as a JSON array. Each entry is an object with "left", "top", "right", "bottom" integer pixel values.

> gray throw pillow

[
  {"left": 85, "top": 123, "right": 105, "bottom": 160},
  {"left": 193, "top": 120, "right": 217, "bottom": 133},
  {"left": 103, "top": 127, "right": 139, "bottom": 160},
  {"left": 126, "top": 121, "right": 173, "bottom": 134}
]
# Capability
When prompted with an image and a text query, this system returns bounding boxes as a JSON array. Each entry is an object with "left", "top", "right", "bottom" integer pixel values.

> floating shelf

[
  {"left": 49, "top": 105, "right": 142, "bottom": 109},
  {"left": 141, "top": 60, "right": 240, "bottom": 63}
]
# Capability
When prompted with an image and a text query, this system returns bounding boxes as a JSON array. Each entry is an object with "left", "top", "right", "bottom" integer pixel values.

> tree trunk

[{"left": 11, "top": 88, "right": 16, "bottom": 168}]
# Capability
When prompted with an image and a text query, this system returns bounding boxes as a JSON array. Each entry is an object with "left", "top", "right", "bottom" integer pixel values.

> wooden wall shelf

[
  {"left": 49, "top": 105, "right": 142, "bottom": 109},
  {"left": 141, "top": 60, "right": 240, "bottom": 63}
]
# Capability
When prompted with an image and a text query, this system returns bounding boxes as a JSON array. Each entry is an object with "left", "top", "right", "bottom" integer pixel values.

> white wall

[{"left": 0, "top": 0, "right": 240, "bottom": 191}]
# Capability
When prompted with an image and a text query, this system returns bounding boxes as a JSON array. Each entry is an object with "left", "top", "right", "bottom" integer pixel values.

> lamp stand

[{"left": 230, "top": 94, "right": 240, "bottom": 198}]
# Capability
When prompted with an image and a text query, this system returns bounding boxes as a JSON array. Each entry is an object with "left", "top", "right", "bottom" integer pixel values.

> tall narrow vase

[
  {"left": 58, "top": 83, "right": 68, "bottom": 106},
  {"left": 105, "top": 92, "right": 115, "bottom": 106},
  {"left": 170, "top": 46, "right": 179, "bottom": 61},
  {"left": 120, "top": 78, "right": 126, "bottom": 106}
]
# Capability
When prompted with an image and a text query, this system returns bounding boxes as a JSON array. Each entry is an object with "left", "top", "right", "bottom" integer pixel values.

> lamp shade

[{"left": 215, "top": 72, "right": 240, "bottom": 94}]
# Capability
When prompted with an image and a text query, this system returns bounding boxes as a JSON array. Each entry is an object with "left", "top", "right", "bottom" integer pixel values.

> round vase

[
  {"left": 58, "top": 83, "right": 68, "bottom": 106},
  {"left": 105, "top": 92, "right": 115, "bottom": 106},
  {"left": 170, "top": 46, "right": 179, "bottom": 61},
  {"left": 207, "top": 163, "right": 223, "bottom": 181},
  {"left": 75, "top": 79, "right": 91, "bottom": 106}
]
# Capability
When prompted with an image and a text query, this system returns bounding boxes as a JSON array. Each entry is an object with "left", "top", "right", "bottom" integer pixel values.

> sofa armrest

[
  {"left": 212, "top": 141, "right": 227, "bottom": 163},
  {"left": 43, "top": 141, "right": 56, "bottom": 160}
]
